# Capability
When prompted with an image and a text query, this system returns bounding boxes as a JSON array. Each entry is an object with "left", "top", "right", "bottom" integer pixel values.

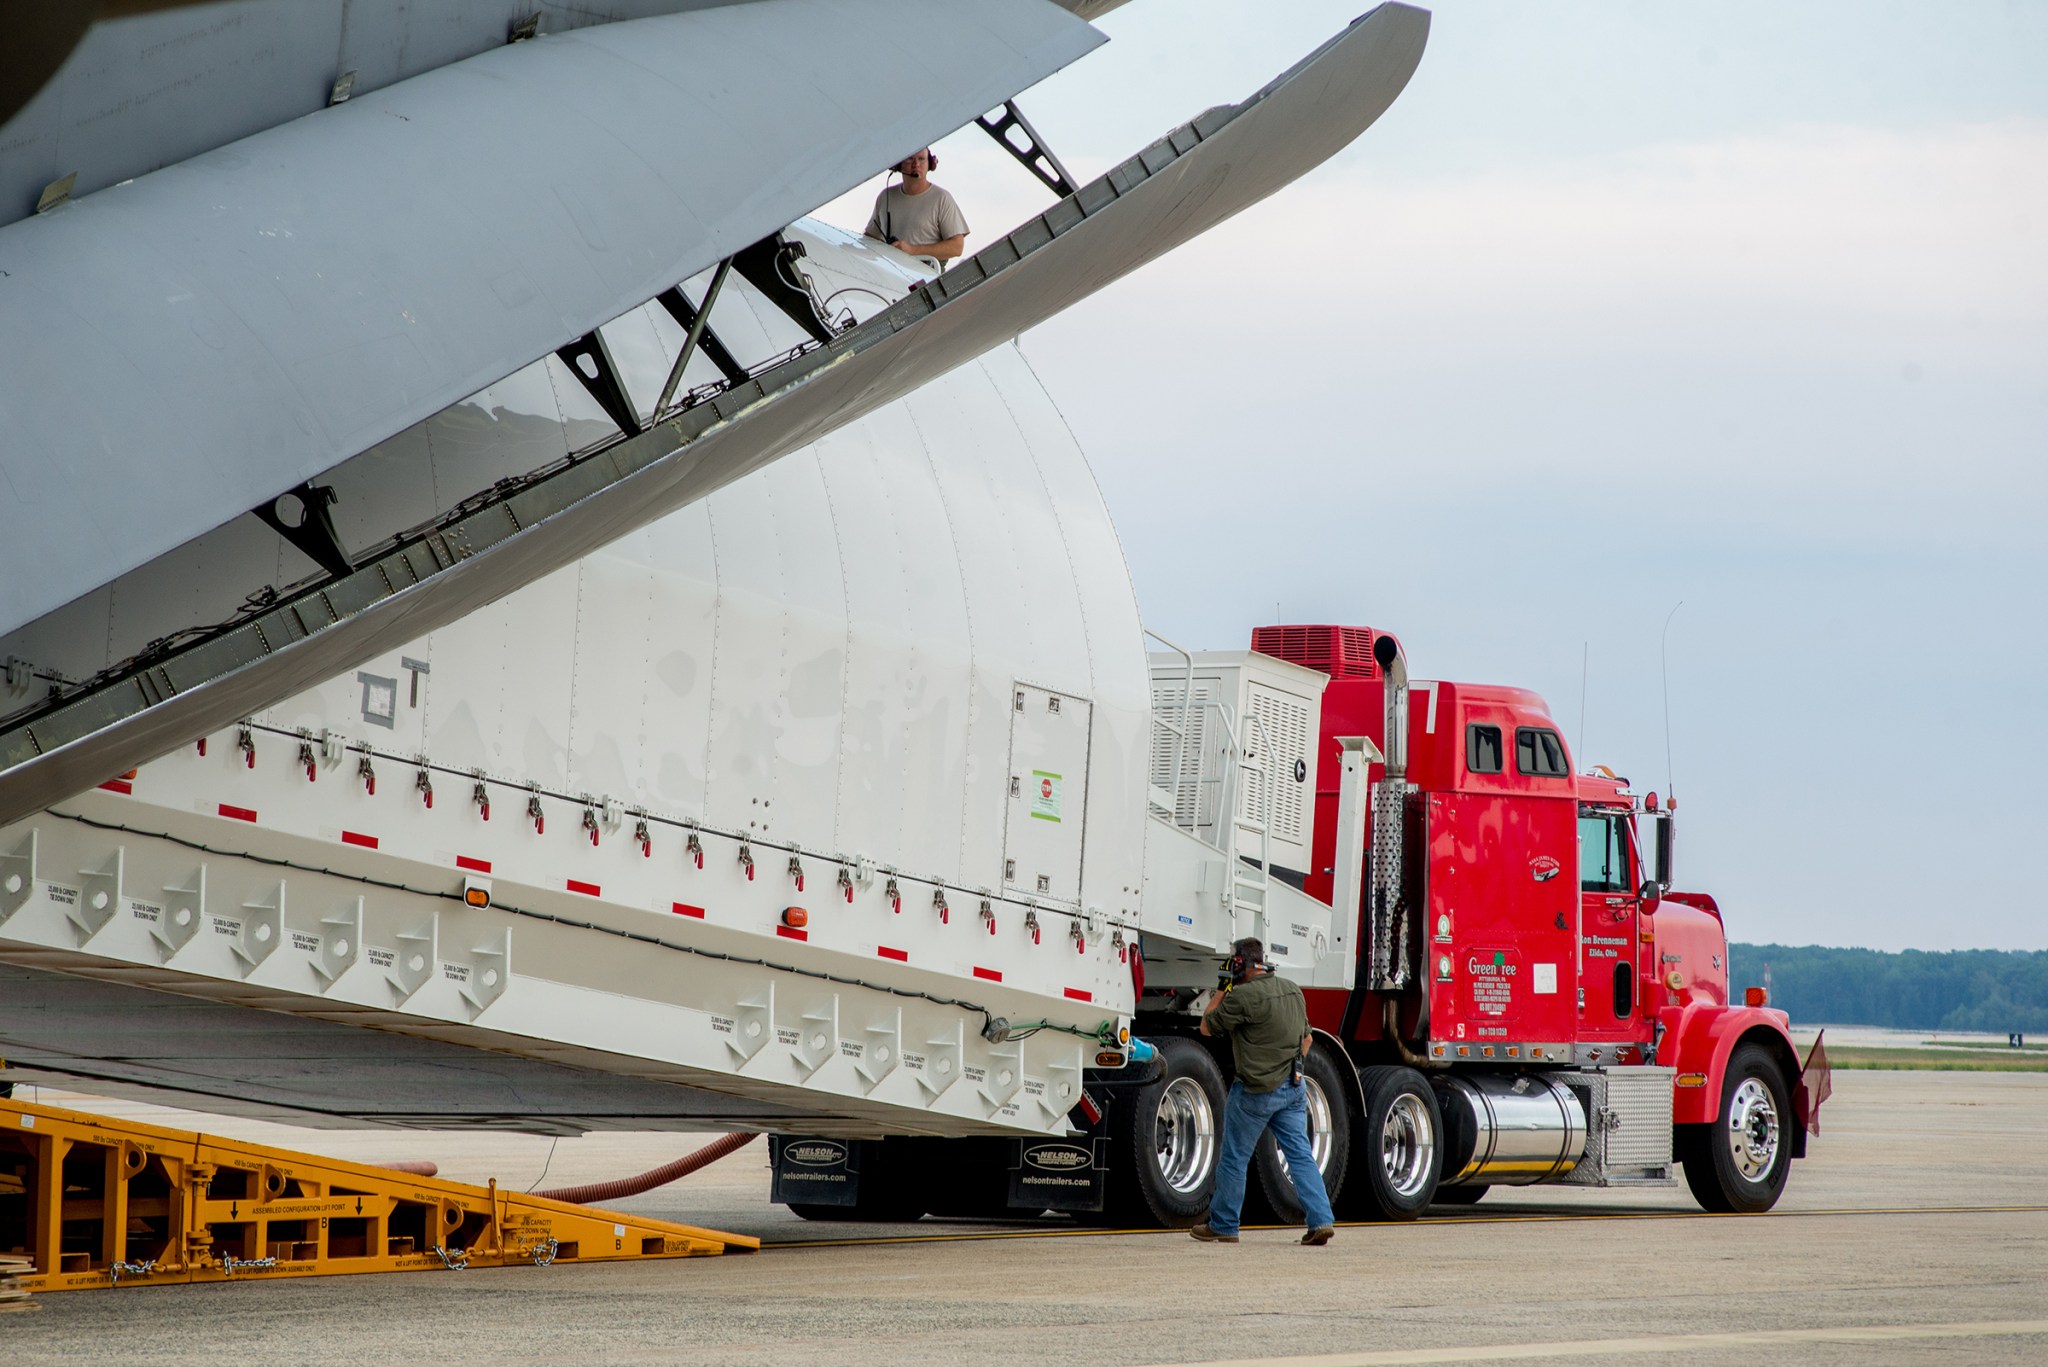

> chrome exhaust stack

[{"left": 1368, "top": 632, "right": 1411, "bottom": 990}]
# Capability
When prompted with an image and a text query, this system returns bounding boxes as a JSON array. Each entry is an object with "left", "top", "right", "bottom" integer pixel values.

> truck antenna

[
  {"left": 1577, "top": 641, "right": 1589, "bottom": 768},
  {"left": 1660, "top": 601, "right": 1684, "bottom": 800}
]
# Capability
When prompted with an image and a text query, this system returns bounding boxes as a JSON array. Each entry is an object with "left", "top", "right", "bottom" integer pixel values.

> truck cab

[{"left": 1110, "top": 623, "right": 1822, "bottom": 1227}]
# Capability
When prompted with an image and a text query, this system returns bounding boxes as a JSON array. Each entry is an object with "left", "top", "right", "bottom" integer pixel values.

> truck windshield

[{"left": 1578, "top": 812, "right": 1631, "bottom": 893}]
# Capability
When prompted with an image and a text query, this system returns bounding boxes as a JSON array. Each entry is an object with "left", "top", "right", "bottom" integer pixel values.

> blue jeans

[{"left": 1206, "top": 1078, "right": 1335, "bottom": 1236}]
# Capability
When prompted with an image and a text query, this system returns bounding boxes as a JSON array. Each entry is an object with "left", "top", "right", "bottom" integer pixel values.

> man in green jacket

[{"left": 1192, "top": 936, "right": 1336, "bottom": 1245}]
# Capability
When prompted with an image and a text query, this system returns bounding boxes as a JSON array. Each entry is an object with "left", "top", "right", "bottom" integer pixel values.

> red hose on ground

[{"left": 535, "top": 1131, "right": 760, "bottom": 1205}]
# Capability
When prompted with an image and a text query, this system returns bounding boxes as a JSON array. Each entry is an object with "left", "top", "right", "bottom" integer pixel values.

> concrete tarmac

[{"left": 5, "top": 1070, "right": 2045, "bottom": 1366}]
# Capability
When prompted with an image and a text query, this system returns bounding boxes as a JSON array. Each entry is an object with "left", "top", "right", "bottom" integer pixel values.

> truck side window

[
  {"left": 1516, "top": 726, "right": 1568, "bottom": 777},
  {"left": 1466, "top": 724, "right": 1503, "bottom": 774},
  {"left": 1578, "top": 813, "right": 1629, "bottom": 892}
]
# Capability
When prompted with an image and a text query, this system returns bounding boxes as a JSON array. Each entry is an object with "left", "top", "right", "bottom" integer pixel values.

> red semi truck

[
  {"left": 777, "top": 622, "right": 1827, "bottom": 1227},
  {"left": 1249, "top": 623, "right": 1828, "bottom": 1222}
]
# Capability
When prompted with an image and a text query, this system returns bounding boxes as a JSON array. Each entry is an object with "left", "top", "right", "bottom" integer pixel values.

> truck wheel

[
  {"left": 1681, "top": 1042, "right": 1792, "bottom": 1214},
  {"left": 1245, "top": 1048, "right": 1352, "bottom": 1225},
  {"left": 1432, "top": 1184, "right": 1487, "bottom": 1206},
  {"left": 1100, "top": 1036, "right": 1225, "bottom": 1227},
  {"left": 1335, "top": 1065, "right": 1441, "bottom": 1221}
]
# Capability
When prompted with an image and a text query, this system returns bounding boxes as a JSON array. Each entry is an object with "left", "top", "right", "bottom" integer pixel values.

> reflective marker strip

[
  {"left": 973, "top": 967, "right": 1002, "bottom": 982},
  {"left": 877, "top": 946, "right": 907, "bottom": 961},
  {"left": 672, "top": 903, "right": 706, "bottom": 918},
  {"left": 776, "top": 925, "right": 808, "bottom": 941},
  {"left": 456, "top": 855, "right": 491, "bottom": 874},
  {"left": 219, "top": 804, "right": 256, "bottom": 822},
  {"left": 1064, "top": 988, "right": 1091, "bottom": 1002},
  {"left": 341, "top": 831, "right": 378, "bottom": 849},
  {"left": 566, "top": 879, "right": 601, "bottom": 897}
]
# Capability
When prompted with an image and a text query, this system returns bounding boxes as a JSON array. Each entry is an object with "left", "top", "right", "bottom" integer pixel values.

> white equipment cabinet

[
  {"left": 1138, "top": 649, "right": 1345, "bottom": 990},
  {"left": 1148, "top": 650, "right": 1326, "bottom": 877}
]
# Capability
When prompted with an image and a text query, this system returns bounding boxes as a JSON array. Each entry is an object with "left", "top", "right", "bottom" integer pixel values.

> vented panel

[
  {"left": 1149, "top": 679, "right": 1217, "bottom": 825},
  {"left": 1240, "top": 685, "right": 1312, "bottom": 844},
  {"left": 1252, "top": 624, "right": 1378, "bottom": 679}
]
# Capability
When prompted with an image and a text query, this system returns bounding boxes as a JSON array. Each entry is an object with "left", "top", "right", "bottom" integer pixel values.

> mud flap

[
  {"left": 1010, "top": 1137, "right": 1108, "bottom": 1212},
  {"left": 1791, "top": 1029, "right": 1832, "bottom": 1159},
  {"left": 770, "top": 1136, "right": 865, "bottom": 1208}
]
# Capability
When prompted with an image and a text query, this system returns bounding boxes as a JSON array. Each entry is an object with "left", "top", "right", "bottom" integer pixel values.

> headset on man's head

[
  {"left": 894, "top": 147, "right": 936, "bottom": 175},
  {"left": 1224, "top": 937, "right": 1269, "bottom": 985}
]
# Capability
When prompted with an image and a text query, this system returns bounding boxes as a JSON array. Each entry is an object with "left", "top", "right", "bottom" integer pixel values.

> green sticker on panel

[{"left": 1030, "top": 770, "right": 1063, "bottom": 823}]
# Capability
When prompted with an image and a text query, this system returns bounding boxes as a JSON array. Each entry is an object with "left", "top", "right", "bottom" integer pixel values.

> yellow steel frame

[{"left": 0, "top": 1097, "right": 755, "bottom": 1291}]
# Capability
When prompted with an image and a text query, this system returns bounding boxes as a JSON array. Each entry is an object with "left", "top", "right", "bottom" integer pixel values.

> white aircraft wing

[
  {"left": 0, "top": 4, "right": 1432, "bottom": 824},
  {"left": 0, "top": 0, "right": 1101, "bottom": 638}
]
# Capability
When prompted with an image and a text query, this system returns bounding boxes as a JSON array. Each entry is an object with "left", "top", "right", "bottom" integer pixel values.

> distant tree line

[{"left": 1731, "top": 944, "right": 2048, "bottom": 1032}]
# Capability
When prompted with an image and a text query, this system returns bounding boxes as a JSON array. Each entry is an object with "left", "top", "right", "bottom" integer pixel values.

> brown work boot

[
  {"left": 1188, "top": 1222, "right": 1239, "bottom": 1243},
  {"left": 1301, "top": 1225, "right": 1335, "bottom": 1246}
]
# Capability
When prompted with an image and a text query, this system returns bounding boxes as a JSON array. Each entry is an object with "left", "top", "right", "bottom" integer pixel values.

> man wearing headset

[
  {"left": 864, "top": 147, "right": 969, "bottom": 263},
  {"left": 1191, "top": 936, "right": 1337, "bottom": 1245}
]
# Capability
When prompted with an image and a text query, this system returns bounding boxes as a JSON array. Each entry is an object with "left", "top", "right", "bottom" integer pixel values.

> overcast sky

[{"left": 817, "top": 1, "right": 2047, "bottom": 953}]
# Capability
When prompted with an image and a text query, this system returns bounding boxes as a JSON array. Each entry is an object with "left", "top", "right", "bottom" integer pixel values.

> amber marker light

[
  {"left": 1745, "top": 986, "right": 1768, "bottom": 1007},
  {"left": 1676, "top": 1073, "right": 1708, "bottom": 1088},
  {"left": 781, "top": 906, "right": 809, "bottom": 930},
  {"left": 462, "top": 877, "right": 492, "bottom": 909}
]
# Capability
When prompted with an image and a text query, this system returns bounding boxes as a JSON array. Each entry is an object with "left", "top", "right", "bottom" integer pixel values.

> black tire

[
  {"left": 1334, "top": 1064, "right": 1442, "bottom": 1221},
  {"left": 1681, "top": 1041, "right": 1792, "bottom": 1214},
  {"left": 1244, "top": 1047, "right": 1352, "bottom": 1225},
  {"left": 1098, "top": 1036, "right": 1227, "bottom": 1228},
  {"left": 1432, "top": 1184, "right": 1487, "bottom": 1206}
]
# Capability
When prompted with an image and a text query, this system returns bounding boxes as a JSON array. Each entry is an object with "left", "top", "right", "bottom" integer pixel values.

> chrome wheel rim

[
  {"left": 1274, "top": 1076, "right": 1335, "bottom": 1179},
  {"left": 1155, "top": 1077, "right": 1218, "bottom": 1195},
  {"left": 1727, "top": 1076, "right": 1780, "bottom": 1182},
  {"left": 1381, "top": 1091, "right": 1436, "bottom": 1199}
]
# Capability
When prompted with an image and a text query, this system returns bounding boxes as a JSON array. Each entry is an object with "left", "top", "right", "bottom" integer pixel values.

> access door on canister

[{"left": 1003, "top": 684, "right": 1092, "bottom": 904}]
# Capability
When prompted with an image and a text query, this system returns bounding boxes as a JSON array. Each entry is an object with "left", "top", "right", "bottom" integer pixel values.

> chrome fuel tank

[{"left": 1435, "top": 1073, "right": 1587, "bottom": 1186}]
